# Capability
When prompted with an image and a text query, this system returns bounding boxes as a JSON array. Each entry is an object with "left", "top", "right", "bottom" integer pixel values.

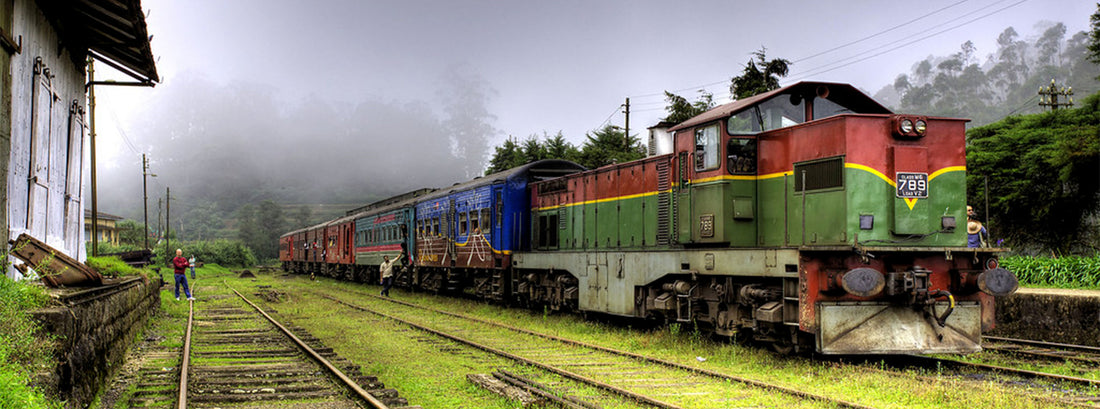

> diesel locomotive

[{"left": 280, "top": 81, "right": 1018, "bottom": 355}]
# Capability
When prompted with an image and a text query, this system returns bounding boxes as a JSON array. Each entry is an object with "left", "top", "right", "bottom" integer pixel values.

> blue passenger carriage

[{"left": 410, "top": 160, "right": 586, "bottom": 298}]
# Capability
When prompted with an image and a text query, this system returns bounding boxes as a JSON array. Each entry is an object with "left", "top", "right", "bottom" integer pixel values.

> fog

[{"left": 89, "top": 0, "right": 1097, "bottom": 235}]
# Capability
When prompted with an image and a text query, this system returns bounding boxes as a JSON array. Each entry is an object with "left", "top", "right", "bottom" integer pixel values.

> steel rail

[
  {"left": 228, "top": 285, "right": 391, "bottom": 409},
  {"left": 319, "top": 294, "right": 683, "bottom": 409},
  {"left": 176, "top": 298, "right": 193, "bottom": 409},
  {"left": 985, "top": 336, "right": 1100, "bottom": 354},
  {"left": 904, "top": 354, "right": 1100, "bottom": 387},
  {"left": 329, "top": 289, "right": 876, "bottom": 409},
  {"left": 320, "top": 291, "right": 877, "bottom": 409}
]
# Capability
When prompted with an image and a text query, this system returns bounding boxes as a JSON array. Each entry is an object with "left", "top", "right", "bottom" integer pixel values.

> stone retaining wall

[
  {"left": 32, "top": 275, "right": 162, "bottom": 408},
  {"left": 991, "top": 288, "right": 1100, "bottom": 346}
]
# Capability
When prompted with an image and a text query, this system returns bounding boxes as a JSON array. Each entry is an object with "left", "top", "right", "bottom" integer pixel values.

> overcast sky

[{"left": 94, "top": 0, "right": 1094, "bottom": 174}]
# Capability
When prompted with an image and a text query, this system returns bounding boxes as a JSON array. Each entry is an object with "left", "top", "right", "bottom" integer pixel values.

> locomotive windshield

[{"left": 727, "top": 91, "right": 858, "bottom": 135}]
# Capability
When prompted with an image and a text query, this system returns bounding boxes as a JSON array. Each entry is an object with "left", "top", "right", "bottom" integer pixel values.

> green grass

[
  {"left": 85, "top": 256, "right": 146, "bottom": 278},
  {"left": 0, "top": 276, "right": 61, "bottom": 409},
  {"left": 249, "top": 273, "right": 1073, "bottom": 409}
]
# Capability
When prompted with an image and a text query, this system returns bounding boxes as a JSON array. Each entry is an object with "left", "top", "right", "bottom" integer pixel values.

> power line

[
  {"left": 1005, "top": 94, "right": 1039, "bottom": 116},
  {"left": 786, "top": 0, "right": 1028, "bottom": 82},
  {"left": 792, "top": 0, "right": 971, "bottom": 63},
  {"left": 626, "top": 0, "right": 1025, "bottom": 103}
]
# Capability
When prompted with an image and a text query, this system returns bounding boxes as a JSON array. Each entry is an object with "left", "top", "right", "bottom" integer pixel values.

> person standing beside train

[
  {"left": 173, "top": 249, "right": 195, "bottom": 301},
  {"left": 379, "top": 254, "right": 399, "bottom": 297},
  {"left": 966, "top": 205, "right": 988, "bottom": 248}
]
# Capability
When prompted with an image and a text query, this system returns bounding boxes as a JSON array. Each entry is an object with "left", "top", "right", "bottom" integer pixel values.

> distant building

[
  {"left": 83, "top": 209, "right": 124, "bottom": 247},
  {"left": 1, "top": 1, "right": 157, "bottom": 278},
  {"left": 647, "top": 121, "right": 675, "bottom": 157}
]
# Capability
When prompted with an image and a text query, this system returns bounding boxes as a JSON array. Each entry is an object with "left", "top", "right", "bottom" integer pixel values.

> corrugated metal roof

[
  {"left": 668, "top": 81, "right": 891, "bottom": 132},
  {"left": 39, "top": 0, "right": 158, "bottom": 83}
]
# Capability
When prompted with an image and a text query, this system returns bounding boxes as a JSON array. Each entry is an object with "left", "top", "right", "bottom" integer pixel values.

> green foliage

[
  {"left": 575, "top": 124, "right": 646, "bottom": 170},
  {"left": 115, "top": 220, "right": 146, "bottom": 247},
  {"left": 1002, "top": 255, "right": 1100, "bottom": 288},
  {"left": 663, "top": 90, "right": 715, "bottom": 124},
  {"left": 158, "top": 240, "right": 257, "bottom": 268},
  {"left": 0, "top": 276, "right": 58, "bottom": 409},
  {"left": 1090, "top": 4, "right": 1100, "bottom": 68},
  {"left": 237, "top": 200, "right": 285, "bottom": 261},
  {"left": 966, "top": 91, "right": 1100, "bottom": 254},
  {"left": 729, "top": 47, "right": 791, "bottom": 100},
  {"left": 484, "top": 131, "right": 582, "bottom": 175}
]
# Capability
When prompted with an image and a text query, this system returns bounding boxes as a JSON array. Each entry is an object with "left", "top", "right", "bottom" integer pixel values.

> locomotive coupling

[{"left": 977, "top": 267, "right": 1019, "bottom": 297}]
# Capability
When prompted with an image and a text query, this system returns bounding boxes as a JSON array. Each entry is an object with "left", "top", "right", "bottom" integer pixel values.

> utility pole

[
  {"left": 165, "top": 187, "right": 170, "bottom": 266},
  {"left": 88, "top": 58, "right": 99, "bottom": 256},
  {"left": 623, "top": 97, "right": 630, "bottom": 144},
  {"left": 156, "top": 198, "right": 162, "bottom": 242},
  {"left": 142, "top": 154, "right": 155, "bottom": 250},
  {"left": 1038, "top": 78, "right": 1074, "bottom": 110}
]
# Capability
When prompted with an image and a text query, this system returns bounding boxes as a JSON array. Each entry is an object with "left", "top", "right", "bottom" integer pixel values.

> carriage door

[
  {"left": 675, "top": 150, "right": 692, "bottom": 243},
  {"left": 491, "top": 187, "right": 503, "bottom": 253},
  {"left": 447, "top": 199, "right": 457, "bottom": 266},
  {"left": 27, "top": 58, "right": 57, "bottom": 239}
]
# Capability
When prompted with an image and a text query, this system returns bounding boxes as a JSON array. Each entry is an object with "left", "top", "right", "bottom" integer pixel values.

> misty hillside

[{"left": 874, "top": 22, "right": 1097, "bottom": 126}]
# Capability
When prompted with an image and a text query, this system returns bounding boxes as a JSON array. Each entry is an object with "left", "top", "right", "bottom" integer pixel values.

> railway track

[
  {"left": 314, "top": 288, "right": 877, "bottom": 409},
  {"left": 982, "top": 336, "right": 1100, "bottom": 366},
  {"left": 129, "top": 284, "right": 416, "bottom": 408}
]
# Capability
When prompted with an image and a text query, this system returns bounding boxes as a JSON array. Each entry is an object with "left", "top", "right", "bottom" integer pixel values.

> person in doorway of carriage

[
  {"left": 379, "top": 254, "right": 399, "bottom": 297},
  {"left": 173, "top": 249, "right": 195, "bottom": 301}
]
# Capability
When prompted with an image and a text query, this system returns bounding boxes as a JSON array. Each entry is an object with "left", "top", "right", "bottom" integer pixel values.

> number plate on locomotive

[{"left": 896, "top": 172, "right": 928, "bottom": 198}]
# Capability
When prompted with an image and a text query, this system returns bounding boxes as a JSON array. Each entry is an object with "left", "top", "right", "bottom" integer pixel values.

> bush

[
  {"left": 0, "top": 275, "right": 59, "bottom": 408},
  {"left": 1002, "top": 255, "right": 1100, "bottom": 289},
  {"left": 155, "top": 240, "right": 257, "bottom": 267}
]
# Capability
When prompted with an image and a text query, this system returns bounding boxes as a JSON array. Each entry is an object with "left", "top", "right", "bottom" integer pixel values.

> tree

[
  {"left": 662, "top": 90, "right": 715, "bottom": 124},
  {"left": 1089, "top": 4, "right": 1100, "bottom": 73},
  {"left": 575, "top": 125, "right": 645, "bottom": 169},
  {"left": 729, "top": 47, "right": 791, "bottom": 100},
  {"left": 485, "top": 137, "right": 524, "bottom": 174},
  {"left": 484, "top": 132, "right": 581, "bottom": 174},
  {"left": 966, "top": 91, "right": 1100, "bottom": 253}
]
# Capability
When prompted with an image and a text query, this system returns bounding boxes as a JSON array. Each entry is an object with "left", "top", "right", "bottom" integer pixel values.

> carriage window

[
  {"left": 813, "top": 97, "right": 853, "bottom": 120},
  {"left": 459, "top": 212, "right": 468, "bottom": 236},
  {"left": 727, "top": 138, "right": 757, "bottom": 175},
  {"left": 758, "top": 94, "right": 805, "bottom": 131},
  {"left": 495, "top": 191, "right": 503, "bottom": 227},
  {"left": 727, "top": 109, "right": 760, "bottom": 135},
  {"left": 433, "top": 217, "right": 440, "bottom": 236},
  {"left": 481, "top": 208, "right": 491, "bottom": 235},
  {"left": 694, "top": 124, "right": 719, "bottom": 171},
  {"left": 470, "top": 210, "right": 480, "bottom": 234}
]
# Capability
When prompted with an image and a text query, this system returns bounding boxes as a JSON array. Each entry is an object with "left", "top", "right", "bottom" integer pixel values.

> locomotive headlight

[
  {"left": 915, "top": 120, "right": 927, "bottom": 135},
  {"left": 899, "top": 119, "right": 913, "bottom": 134},
  {"left": 977, "top": 267, "right": 1019, "bottom": 297},
  {"left": 841, "top": 268, "right": 885, "bottom": 297}
]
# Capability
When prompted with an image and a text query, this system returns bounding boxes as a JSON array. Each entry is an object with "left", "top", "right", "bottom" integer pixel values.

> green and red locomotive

[{"left": 281, "top": 81, "right": 1017, "bottom": 355}]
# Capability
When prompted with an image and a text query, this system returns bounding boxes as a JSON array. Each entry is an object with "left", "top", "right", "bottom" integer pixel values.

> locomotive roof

[
  {"left": 669, "top": 81, "right": 891, "bottom": 132},
  {"left": 416, "top": 159, "right": 587, "bottom": 202}
]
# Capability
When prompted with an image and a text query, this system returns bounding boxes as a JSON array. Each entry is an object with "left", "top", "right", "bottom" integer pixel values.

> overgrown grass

[
  {"left": 0, "top": 276, "right": 60, "bottom": 409},
  {"left": 85, "top": 256, "right": 146, "bottom": 279},
  {"left": 1002, "top": 255, "right": 1100, "bottom": 289}
]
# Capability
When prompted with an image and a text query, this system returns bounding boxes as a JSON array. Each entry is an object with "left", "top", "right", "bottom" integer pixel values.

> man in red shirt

[{"left": 172, "top": 249, "right": 195, "bottom": 301}]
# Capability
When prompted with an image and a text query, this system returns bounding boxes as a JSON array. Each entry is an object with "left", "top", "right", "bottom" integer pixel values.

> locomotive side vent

[
  {"left": 793, "top": 157, "right": 844, "bottom": 192},
  {"left": 656, "top": 159, "right": 671, "bottom": 245}
]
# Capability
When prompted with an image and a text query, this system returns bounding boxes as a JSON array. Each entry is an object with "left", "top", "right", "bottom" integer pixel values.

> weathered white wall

[{"left": 7, "top": 0, "right": 87, "bottom": 278}]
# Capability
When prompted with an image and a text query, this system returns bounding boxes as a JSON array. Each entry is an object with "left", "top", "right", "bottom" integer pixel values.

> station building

[{"left": 1, "top": 0, "right": 157, "bottom": 278}]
